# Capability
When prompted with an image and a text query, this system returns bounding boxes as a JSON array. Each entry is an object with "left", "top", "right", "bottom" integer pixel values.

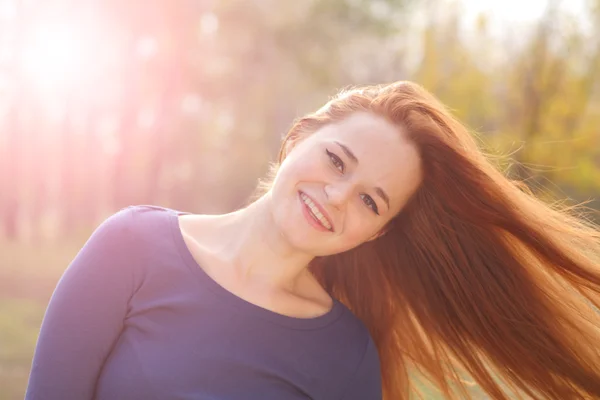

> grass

[
  {"left": 0, "top": 298, "right": 46, "bottom": 400},
  {"left": 0, "top": 236, "right": 83, "bottom": 400}
]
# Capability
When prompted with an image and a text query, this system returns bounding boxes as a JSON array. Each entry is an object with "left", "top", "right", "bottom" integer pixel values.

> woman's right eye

[{"left": 325, "top": 149, "right": 345, "bottom": 173}]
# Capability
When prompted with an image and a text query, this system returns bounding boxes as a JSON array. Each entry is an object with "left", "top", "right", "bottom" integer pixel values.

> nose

[{"left": 325, "top": 181, "right": 355, "bottom": 207}]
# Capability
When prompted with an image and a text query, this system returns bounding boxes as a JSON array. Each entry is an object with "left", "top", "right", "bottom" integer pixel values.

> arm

[
  {"left": 25, "top": 207, "right": 140, "bottom": 400},
  {"left": 340, "top": 336, "right": 383, "bottom": 400}
]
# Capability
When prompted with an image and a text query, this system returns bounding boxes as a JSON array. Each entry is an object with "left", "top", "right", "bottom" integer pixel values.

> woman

[{"left": 26, "top": 81, "right": 600, "bottom": 400}]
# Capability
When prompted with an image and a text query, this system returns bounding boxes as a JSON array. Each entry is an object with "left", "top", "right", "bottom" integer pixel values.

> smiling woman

[
  {"left": 267, "top": 111, "right": 421, "bottom": 255},
  {"left": 25, "top": 81, "right": 600, "bottom": 400}
]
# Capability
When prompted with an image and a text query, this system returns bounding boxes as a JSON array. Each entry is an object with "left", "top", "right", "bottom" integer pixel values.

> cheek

[
  {"left": 280, "top": 154, "right": 327, "bottom": 186},
  {"left": 335, "top": 215, "right": 377, "bottom": 250}
]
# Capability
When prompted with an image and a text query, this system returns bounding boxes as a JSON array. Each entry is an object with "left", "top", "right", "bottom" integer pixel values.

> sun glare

[{"left": 20, "top": 21, "right": 103, "bottom": 94}]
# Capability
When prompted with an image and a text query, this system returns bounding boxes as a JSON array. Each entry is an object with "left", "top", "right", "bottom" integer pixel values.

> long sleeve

[
  {"left": 340, "top": 336, "right": 383, "bottom": 400},
  {"left": 25, "top": 207, "right": 140, "bottom": 400}
]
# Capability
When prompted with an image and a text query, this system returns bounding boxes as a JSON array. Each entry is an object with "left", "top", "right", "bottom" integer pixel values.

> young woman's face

[{"left": 269, "top": 111, "right": 422, "bottom": 256}]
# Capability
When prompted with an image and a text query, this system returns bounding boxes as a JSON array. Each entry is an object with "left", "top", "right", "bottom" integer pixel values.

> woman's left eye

[
  {"left": 360, "top": 194, "right": 379, "bottom": 215},
  {"left": 325, "top": 149, "right": 344, "bottom": 173}
]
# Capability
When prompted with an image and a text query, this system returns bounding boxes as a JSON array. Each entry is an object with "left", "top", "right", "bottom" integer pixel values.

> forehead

[
  {"left": 311, "top": 112, "right": 422, "bottom": 213},
  {"left": 316, "top": 112, "right": 400, "bottom": 146}
]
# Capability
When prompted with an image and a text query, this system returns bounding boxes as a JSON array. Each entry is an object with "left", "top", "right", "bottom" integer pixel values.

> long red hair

[{"left": 254, "top": 81, "right": 600, "bottom": 399}]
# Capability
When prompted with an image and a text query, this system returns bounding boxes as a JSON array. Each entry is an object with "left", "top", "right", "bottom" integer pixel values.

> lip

[{"left": 298, "top": 191, "right": 335, "bottom": 232}]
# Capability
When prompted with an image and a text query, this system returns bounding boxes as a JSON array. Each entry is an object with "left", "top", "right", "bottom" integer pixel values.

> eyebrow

[
  {"left": 334, "top": 141, "right": 358, "bottom": 164},
  {"left": 333, "top": 141, "right": 391, "bottom": 210}
]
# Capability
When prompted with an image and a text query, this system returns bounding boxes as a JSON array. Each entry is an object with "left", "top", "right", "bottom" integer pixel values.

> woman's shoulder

[
  {"left": 97, "top": 204, "right": 185, "bottom": 257},
  {"left": 94, "top": 204, "right": 200, "bottom": 278},
  {"left": 124, "top": 203, "right": 182, "bottom": 222},
  {"left": 107, "top": 204, "right": 182, "bottom": 236},
  {"left": 102, "top": 204, "right": 174, "bottom": 225}
]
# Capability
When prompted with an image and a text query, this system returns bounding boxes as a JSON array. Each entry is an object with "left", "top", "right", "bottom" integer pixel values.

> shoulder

[
  {"left": 92, "top": 204, "right": 184, "bottom": 260},
  {"left": 333, "top": 306, "right": 382, "bottom": 398},
  {"left": 125, "top": 204, "right": 181, "bottom": 228},
  {"left": 99, "top": 204, "right": 171, "bottom": 229},
  {"left": 336, "top": 303, "right": 375, "bottom": 345},
  {"left": 87, "top": 204, "right": 197, "bottom": 280},
  {"left": 82, "top": 206, "right": 138, "bottom": 250},
  {"left": 106, "top": 204, "right": 182, "bottom": 241},
  {"left": 339, "top": 333, "right": 382, "bottom": 399},
  {"left": 333, "top": 305, "right": 382, "bottom": 398}
]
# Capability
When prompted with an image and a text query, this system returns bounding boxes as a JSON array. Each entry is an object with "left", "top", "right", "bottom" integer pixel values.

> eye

[
  {"left": 360, "top": 193, "right": 379, "bottom": 215},
  {"left": 325, "top": 148, "right": 345, "bottom": 173}
]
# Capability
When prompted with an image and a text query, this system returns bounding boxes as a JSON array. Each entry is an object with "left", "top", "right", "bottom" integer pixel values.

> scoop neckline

[{"left": 166, "top": 207, "right": 345, "bottom": 330}]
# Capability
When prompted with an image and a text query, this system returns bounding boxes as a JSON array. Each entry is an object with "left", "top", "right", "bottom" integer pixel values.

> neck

[{"left": 200, "top": 193, "right": 315, "bottom": 291}]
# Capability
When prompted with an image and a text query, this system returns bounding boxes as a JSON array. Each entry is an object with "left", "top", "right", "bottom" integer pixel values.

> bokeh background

[{"left": 1, "top": 0, "right": 599, "bottom": 398}]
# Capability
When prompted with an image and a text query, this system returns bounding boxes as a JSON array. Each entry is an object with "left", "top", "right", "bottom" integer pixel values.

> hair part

[{"left": 252, "top": 81, "right": 600, "bottom": 399}]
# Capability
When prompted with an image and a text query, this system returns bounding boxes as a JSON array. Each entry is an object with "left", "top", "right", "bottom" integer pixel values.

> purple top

[{"left": 25, "top": 205, "right": 382, "bottom": 399}]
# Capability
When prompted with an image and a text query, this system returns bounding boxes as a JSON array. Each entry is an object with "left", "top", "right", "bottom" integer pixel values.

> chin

[{"left": 276, "top": 226, "right": 329, "bottom": 256}]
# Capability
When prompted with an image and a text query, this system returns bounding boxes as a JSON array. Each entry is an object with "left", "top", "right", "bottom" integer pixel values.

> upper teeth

[{"left": 300, "top": 193, "right": 332, "bottom": 230}]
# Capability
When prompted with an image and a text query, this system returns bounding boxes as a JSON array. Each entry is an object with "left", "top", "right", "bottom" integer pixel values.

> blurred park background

[{"left": 1, "top": 0, "right": 599, "bottom": 398}]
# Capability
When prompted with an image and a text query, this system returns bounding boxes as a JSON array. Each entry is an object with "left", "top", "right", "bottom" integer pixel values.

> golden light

[{"left": 20, "top": 19, "right": 109, "bottom": 94}]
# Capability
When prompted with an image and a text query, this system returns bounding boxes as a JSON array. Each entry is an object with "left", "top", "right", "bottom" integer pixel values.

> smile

[{"left": 299, "top": 191, "right": 333, "bottom": 232}]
